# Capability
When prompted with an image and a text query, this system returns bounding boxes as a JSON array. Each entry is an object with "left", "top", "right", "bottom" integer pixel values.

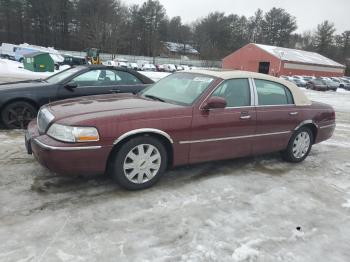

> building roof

[
  {"left": 163, "top": 42, "right": 200, "bottom": 55},
  {"left": 254, "top": 44, "right": 345, "bottom": 68},
  {"left": 189, "top": 69, "right": 311, "bottom": 106}
]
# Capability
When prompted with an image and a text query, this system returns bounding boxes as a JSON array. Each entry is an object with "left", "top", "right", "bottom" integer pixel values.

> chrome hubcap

[
  {"left": 292, "top": 131, "right": 310, "bottom": 159},
  {"left": 123, "top": 144, "right": 161, "bottom": 184}
]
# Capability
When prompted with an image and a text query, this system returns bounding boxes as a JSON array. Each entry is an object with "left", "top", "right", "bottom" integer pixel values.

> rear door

[
  {"left": 188, "top": 78, "right": 257, "bottom": 163},
  {"left": 252, "top": 79, "right": 303, "bottom": 155}
]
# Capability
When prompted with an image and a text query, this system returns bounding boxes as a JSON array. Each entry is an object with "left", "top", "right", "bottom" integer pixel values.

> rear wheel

[
  {"left": 109, "top": 136, "right": 167, "bottom": 190},
  {"left": 282, "top": 127, "right": 313, "bottom": 163},
  {"left": 1, "top": 101, "right": 37, "bottom": 129}
]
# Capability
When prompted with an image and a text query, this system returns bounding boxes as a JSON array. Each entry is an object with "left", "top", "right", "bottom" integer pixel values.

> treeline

[{"left": 0, "top": 0, "right": 349, "bottom": 68}]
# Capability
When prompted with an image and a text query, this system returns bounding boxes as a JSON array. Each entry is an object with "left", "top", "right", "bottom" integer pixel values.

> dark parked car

[
  {"left": 306, "top": 79, "right": 328, "bottom": 91},
  {"left": 290, "top": 78, "right": 306, "bottom": 88},
  {"left": 0, "top": 65, "right": 153, "bottom": 129},
  {"left": 60, "top": 55, "right": 88, "bottom": 67},
  {"left": 322, "top": 79, "right": 338, "bottom": 91},
  {"left": 330, "top": 77, "right": 350, "bottom": 90},
  {"left": 25, "top": 71, "right": 335, "bottom": 190}
]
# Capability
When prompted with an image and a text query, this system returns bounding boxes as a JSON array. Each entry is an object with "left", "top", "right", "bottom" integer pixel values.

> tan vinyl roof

[{"left": 189, "top": 69, "right": 311, "bottom": 106}]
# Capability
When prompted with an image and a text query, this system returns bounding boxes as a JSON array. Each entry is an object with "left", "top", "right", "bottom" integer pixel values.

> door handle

[
  {"left": 240, "top": 115, "right": 251, "bottom": 120},
  {"left": 289, "top": 112, "right": 299, "bottom": 116}
]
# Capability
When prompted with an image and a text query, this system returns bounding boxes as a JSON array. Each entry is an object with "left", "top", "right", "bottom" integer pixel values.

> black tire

[
  {"left": 109, "top": 136, "right": 168, "bottom": 190},
  {"left": 281, "top": 127, "right": 313, "bottom": 163},
  {"left": 19, "top": 58, "right": 24, "bottom": 63},
  {"left": 55, "top": 64, "right": 60, "bottom": 70},
  {"left": 1, "top": 101, "right": 37, "bottom": 129}
]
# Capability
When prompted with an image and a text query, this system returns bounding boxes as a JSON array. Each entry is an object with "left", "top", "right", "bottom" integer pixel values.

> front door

[
  {"left": 188, "top": 78, "right": 257, "bottom": 163},
  {"left": 56, "top": 69, "right": 145, "bottom": 100}
]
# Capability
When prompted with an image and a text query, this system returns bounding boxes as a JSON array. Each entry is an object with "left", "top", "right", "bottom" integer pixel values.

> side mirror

[
  {"left": 202, "top": 96, "right": 227, "bottom": 110},
  {"left": 64, "top": 81, "right": 78, "bottom": 90}
]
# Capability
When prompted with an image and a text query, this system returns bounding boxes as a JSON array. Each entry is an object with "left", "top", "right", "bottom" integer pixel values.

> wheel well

[
  {"left": 106, "top": 132, "right": 174, "bottom": 173},
  {"left": 300, "top": 123, "right": 318, "bottom": 143}
]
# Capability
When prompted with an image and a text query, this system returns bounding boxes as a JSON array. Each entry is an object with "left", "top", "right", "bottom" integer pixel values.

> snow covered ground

[
  {"left": 0, "top": 79, "right": 350, "bottom": 261},
  {"left": 0, "top": 59, "right": 70, "bottom": 83}
]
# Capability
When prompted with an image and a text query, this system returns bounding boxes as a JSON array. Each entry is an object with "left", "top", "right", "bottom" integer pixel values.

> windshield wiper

[{"left": 144, "top": 95, "right": 165, "bottom": 102}]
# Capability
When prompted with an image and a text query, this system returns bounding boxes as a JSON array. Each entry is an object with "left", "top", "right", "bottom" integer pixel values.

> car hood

[
  {"left": 47, "top": 93, "right": 186, "bottom": 122},
  {"left": 0, "top": 79, "right": 50, "bottom": 91}
]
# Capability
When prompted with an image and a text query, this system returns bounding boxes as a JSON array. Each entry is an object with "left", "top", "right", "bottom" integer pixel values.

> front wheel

[
  {"left": 1, "top": 101, "right": 37, "bottom": 129},
  {"left": 282, "top": 127, "right": 313, "bottom": 163},
  {"left": 109, "top": 136, "right": 167, "bottom": 190}
]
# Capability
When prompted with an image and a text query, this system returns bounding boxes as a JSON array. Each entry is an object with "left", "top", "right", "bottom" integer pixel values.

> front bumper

[{"left": 26, "top": 120, "right": 113, "bottom": 175}]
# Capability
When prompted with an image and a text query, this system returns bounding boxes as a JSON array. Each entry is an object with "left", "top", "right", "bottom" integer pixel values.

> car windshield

[
  {"left": 140, "top": 73, "right": 215, "bottom": 106},
  {"left": 45, "top": 67, "right": 84, "bottom": 84}
]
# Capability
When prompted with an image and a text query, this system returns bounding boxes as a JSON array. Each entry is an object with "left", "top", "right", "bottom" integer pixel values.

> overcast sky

[{"left": 127, "top": 0, "right": 349, "bottom": 33}]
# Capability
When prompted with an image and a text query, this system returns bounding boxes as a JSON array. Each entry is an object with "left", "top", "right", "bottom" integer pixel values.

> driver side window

[
  {"left": 72, "top": 70, "right": 104, "bottom": 87},
  {"left": 212, "top": 79, "right": 251, "bottom": 107},
  {"left": 72, "top": 69, "right": 127, "bottom": 87}
]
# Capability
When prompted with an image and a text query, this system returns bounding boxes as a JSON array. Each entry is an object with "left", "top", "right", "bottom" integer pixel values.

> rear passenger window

[
  {"left": 255, "top": 79, "right": 294, "bottom": 105},
  {"left": 212, "top": 79, "right": 251, "bottom": 107},
  {"left": 115, "top": 71, "right": 142, "bottom": 85}
]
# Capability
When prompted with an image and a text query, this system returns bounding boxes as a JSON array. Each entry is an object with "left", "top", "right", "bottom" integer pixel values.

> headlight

[
  {"left": 47, "top": 124, "right": 99, "bottom": 143},
  {"left": 37, "top": 108, "right": 55, "bottom": 133}
]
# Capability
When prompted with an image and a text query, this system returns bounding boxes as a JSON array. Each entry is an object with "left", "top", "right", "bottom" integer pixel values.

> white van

[{"left": 0, "top": 43, "right": 18, "bottom": 60}]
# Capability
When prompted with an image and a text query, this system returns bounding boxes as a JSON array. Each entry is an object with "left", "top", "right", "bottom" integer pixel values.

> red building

[{"left": 222, "top": 43, "right": 345, "bottom": 77}]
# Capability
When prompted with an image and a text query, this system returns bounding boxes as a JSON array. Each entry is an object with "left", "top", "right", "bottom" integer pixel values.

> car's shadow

[{"left": 30, "top": 152, "right": 292, "bottom": 196}]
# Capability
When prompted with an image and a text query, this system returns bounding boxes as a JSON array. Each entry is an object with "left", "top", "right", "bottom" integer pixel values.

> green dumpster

[{"left": 23, "top": 52, "right": 55, "bottom": 72}]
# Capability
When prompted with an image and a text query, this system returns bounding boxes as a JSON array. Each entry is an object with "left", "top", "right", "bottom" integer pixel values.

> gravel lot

[{"left": 0, "top": 88, "right": 349, "bottom": 262}]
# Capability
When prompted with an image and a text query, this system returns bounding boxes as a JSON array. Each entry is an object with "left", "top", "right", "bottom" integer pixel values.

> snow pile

[
  {"left": 0, "top": 59, "right": 69, "bottom": 80},
  {"left": 232, "top": 241, "right": 260, "bottom": 261}
]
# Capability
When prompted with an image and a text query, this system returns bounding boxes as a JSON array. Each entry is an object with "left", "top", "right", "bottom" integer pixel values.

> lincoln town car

[{"left": 25, "top": 71, "right": 336, "bottom": 190}]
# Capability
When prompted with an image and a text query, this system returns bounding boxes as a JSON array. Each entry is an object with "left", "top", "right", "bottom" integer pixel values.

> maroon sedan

[{"left": 25, "top": 71, "right": 336, "bottom": 190}]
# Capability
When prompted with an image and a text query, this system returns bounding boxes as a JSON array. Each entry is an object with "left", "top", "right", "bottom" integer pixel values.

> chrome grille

[{"left": 37, "top": 108, "right": 54, "bottom": 133}]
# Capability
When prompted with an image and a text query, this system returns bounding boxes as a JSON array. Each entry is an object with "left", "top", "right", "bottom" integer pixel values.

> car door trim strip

[
  {"left": 179, "top": 131, "right": 291, "bottom": 144},
  {"left": 320, "top": 123, "right": 336, "bottom": 129}
]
